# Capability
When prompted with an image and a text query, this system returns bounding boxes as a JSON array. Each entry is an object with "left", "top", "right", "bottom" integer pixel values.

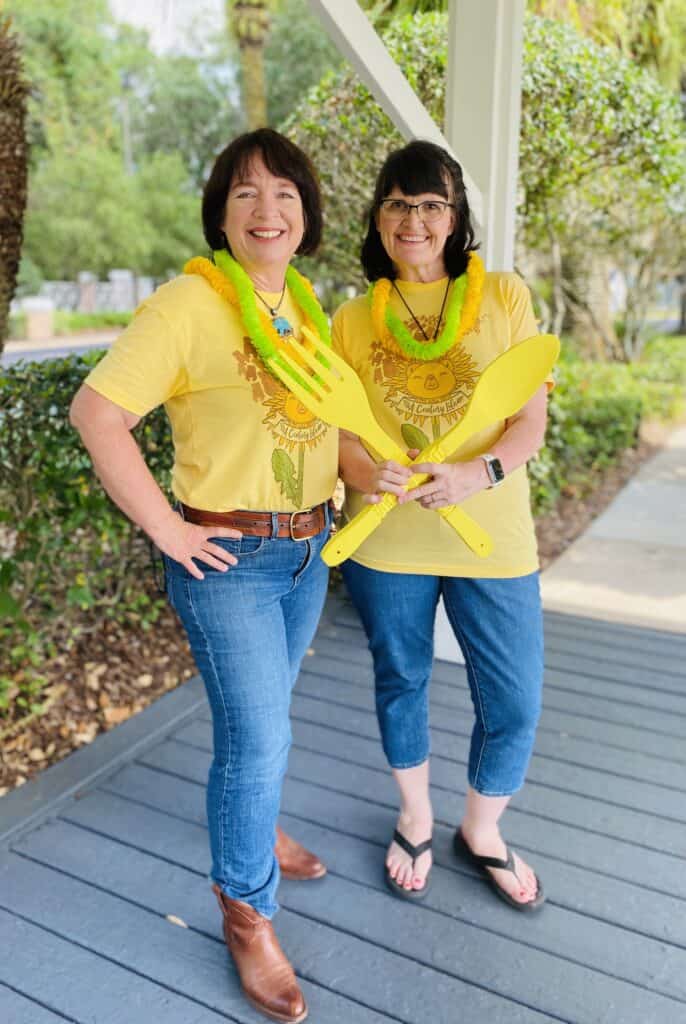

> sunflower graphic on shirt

[
  {"left": 234, "top": 335, "right": 329, "bottom": 508},
  {"left": 371, "top": 312, "right": 481, "bottom": 445}
]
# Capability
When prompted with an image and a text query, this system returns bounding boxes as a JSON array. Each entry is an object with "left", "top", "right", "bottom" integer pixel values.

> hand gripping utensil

[
  {"left": 266, "top": 328, "right": 494, "bottom": 556},
  {"left": 320, "top": 332, "right": 560, "bottom": 566}
]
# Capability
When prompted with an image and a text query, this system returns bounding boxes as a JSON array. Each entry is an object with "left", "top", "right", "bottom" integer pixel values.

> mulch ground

[{"left": 0, "top": 437, "right": 660, "bottom": 797}]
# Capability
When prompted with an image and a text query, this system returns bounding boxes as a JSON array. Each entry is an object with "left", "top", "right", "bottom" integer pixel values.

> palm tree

[
  {"left": 226, "top": 0, "right": 273, "bottom": 129},
  {"left": 361, "top": 0, "right": 447, "bottom": 24},
  {"left": 0, "top": 16, "right": 28, "bottom": 351},
  {"left": 529, "top": 0, "right": 686, "bottom": 92}
]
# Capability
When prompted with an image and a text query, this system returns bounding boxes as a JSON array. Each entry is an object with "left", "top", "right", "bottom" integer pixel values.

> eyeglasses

[{"left": 378, "top": 198, "right": 455, "bottom": 223}]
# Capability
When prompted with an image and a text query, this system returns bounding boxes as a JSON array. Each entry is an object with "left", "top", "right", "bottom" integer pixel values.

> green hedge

[
  {"left": 1, "top": 337, "right": 684, "bottom": 719},
  {"left": 53, "top": 311, "right": 133, "bottom": 334},
  {"left": 0, "top": 351, "right": 172, "bottom": 714},
  {"left": 529, "top": 335, "right": 686, "bottom": 512}
]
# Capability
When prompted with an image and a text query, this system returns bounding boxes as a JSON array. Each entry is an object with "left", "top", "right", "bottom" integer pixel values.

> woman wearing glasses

[{"left": 333, "top": 140, "right": 550, "bottom": 911}]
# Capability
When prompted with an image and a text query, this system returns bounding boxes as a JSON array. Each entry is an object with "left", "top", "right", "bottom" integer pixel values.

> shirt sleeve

[
  {"left": 85, "top": 301, "right": 188, "bottom": 417},
  {"left": 500, "top": 273, "right": 556, "bottom": 391},
  {"left": 331, "top": 304, "right": 347, "bottom": 361},
  {"left": 331, "top": 297, "right": 368, "bottom": 376}
]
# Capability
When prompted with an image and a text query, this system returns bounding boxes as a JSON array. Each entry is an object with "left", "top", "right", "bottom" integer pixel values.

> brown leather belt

[{"left": 180, "top": 501, "right": 330, "bottom": 541}]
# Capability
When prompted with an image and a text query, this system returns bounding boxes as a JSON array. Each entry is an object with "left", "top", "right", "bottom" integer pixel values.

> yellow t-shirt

[
  {"left": 332, "top": 272, "right": 547, "bottom": 578},
  {"left": 86, "top": 273, "right": 338, "bottom": 512}
]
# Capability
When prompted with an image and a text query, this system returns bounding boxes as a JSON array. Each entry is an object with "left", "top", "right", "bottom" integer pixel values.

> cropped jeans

[
  {"left": 342, "top": 563, "right": 543, "bottom": 796},
  {"left": 164, "top": 510, "right": 331, "bottom": 919}
]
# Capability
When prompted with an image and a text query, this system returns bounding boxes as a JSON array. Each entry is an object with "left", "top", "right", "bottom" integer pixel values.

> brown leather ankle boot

[
  {"left": 213, "top": 886, "right": 307, "bottom": 1023},
  {"left": 275, "top": 826, "right": 326, "bottom": 881}
]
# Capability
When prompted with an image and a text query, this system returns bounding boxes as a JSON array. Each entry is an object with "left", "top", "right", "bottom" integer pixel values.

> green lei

[
  {"left": 367, "top": 252, "right": 485, "bottom": 361},
  {"left": 213, "top": 249, "right": 331, "bottom": 360}
]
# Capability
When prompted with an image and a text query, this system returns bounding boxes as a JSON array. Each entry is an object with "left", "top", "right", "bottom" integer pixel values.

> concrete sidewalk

[
  {"left": 2, "top": 332, "right": 118, "bottom": 367},
  {"left": 541, "top": 424, "right": 686, "bottom": 634},
  {"left": 5, "top": 332, "right": 119, "bottom": 354}
]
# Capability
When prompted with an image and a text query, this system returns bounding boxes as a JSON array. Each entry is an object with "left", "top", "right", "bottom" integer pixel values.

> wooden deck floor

[{"left": 1, "top": 591, "right": 686, "bottom": 1024}]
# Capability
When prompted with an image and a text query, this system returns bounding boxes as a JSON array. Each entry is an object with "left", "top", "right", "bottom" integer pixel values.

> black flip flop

[
  {"left": 385, "top": 828, "right": 433, "bottom": 901},
  {"left": 453, "top": 828, "right": 545, "bottom": 912}
]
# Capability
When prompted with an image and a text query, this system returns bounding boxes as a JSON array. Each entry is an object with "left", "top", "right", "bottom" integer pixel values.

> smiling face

[
  {"left": 406, "top": 361, "right": 457, "bottom": 399},
  {"left": 376, "top": 184, "right": 456, "bottom": 283},
  {"left": 222, "top": 152, "right": 306, "bottom": 287}
]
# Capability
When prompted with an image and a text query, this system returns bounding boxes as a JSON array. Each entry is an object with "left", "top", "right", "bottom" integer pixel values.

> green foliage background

[
  {"left": 0, "top": 352, "right": 172, "bottom": 715},
  {"left": 2, "top": 0, "right": 685, "bottom": 728},
  {"left": 2, "top": 340, "right": 684, "bottom": 716},
  {"left": 287, "top": 10, "right": 686, "bottom": 313},
  {"left": 6, "top": 0, "right": 347, "bottom": 287}
]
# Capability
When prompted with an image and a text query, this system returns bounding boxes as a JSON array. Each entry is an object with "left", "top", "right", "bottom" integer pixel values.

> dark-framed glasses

[{"left": 378, "top": 198, "right": 455, "bottom": 223}]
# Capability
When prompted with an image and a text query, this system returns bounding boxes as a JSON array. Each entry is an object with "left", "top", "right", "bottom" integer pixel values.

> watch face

[{"left": 489, "top": 457, "right": 505, "bottom": 484}]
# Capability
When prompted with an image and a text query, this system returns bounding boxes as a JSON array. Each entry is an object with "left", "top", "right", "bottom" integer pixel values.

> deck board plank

[
  {"left": 180, "top": 709, "right": 686, "bottom": 796},
  {"left": 298, "top": 652, "right": 686, "bottom": 731},
  {"left": 107, "top": 746, "right": 686, "bottom": 903},
  {"left": 12, "top": 821, "right": 686, "bottom": 1023},
  {"left": 311, "top": 630, "right": 686, "bottom": 700},
  {"left": 0, "top": 907, "right": 235, "bottom": 1023},
  {"left": 178, "top": 710, "right": 686, "bottom": 821},
  {"left": 143, "top": 726, "right": 686, "bottom": 851},
  {"left": 36, "top": 801, "right": 686, "bottom": 1004},
  {"left": 1, "top": 600, "right": 685, "bottom": 1024},
  {"left": 0, "top": 984, "right": 70, "bottom": 1024},
  {"left": 0, "top": 852, "right": 553, "bottom": 1024},
  {"left": 60, "top": 788, "right": 686, "bottom": 949}
]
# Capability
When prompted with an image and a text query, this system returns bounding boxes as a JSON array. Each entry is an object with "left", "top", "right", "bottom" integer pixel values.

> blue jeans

[
  {"left": 342, "top": 563, "right": 543, "bottom": 796},
  {"left": 164, "top": 511, "right": 331, "bottom": 918}
]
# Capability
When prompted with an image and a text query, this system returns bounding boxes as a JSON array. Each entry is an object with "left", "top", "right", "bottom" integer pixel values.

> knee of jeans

[
  {"left": 375, "top": 659, "right": 430, "bottom": 697},
  {"left": 502, "top": 695, "right": 541, "bottom": 739},
  {"left": 237, "top": 723, "right": 291, "bottom": 779}
]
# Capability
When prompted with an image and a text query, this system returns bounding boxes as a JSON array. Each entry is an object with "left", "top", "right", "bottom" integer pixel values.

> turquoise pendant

[{"left": 272, "top": 315, "right": 294, "bottom": 338}]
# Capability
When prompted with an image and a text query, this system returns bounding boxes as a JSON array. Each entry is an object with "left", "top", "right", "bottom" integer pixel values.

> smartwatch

[{"left": 480, "top": 453, "right": 505, "bottom": 488}]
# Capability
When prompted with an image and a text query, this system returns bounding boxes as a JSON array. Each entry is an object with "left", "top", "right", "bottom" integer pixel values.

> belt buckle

[{"left": 289, "top": 507, "right": 312, "bottom": 541}]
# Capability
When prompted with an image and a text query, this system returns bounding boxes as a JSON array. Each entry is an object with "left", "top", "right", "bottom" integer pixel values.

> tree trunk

[
  {"left": 0, "top": 17, "right": 29, "bottom": 353},
  {"left": 563, "top": 251, "right": 621, "bottom": 360},
  {"left": 677, "top": 275, "right": 686, "bottom": 335},
  {"left": 549, "top": 234, "right": 566, "bottom": 338},
  {"left": 227, "top": 1, "right": 271, "bottom": 129},
  {"left": 242, "top": 42, "right": 267, "bottom": 128}
]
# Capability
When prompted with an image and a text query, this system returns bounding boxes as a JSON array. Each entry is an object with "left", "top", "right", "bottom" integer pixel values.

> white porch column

[
  {"left": 438, "top": 1, "right": 525, "bottom": 663},
  {"left": 307, "top": 0, "right": 483, "bottom": 226},
  {"left": 445, "top": 0, "right": 525, "bottom": 271}
]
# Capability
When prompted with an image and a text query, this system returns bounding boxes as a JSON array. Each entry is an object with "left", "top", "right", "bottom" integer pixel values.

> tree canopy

[
  {"left": 287, "top": 11, "right": 685, "bottom": 354},
  {"left": 6, "top": 0, "right": 348, "bottom": 287}
]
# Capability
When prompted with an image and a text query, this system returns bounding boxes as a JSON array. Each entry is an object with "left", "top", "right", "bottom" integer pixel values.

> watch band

[{"left": 480, "top": 453, "right": 505, "bottom": 488}]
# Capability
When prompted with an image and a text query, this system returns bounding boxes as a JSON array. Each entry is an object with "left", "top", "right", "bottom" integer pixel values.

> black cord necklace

[
  {"left": 254, "top": 281, "right": 287, "bottom": 318},
  {"left": 392, "top": 278, "right": 451, "bottom": 343}
]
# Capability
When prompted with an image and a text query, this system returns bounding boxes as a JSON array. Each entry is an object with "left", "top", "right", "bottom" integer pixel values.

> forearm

[
  {"left": 489, "top": 384, "right": 548, "bottom": 476},
  {"left": 408, "top": 385, "right": 548, "bottom": 507},
  {"left": 85, "top": 428, "right": 175, "bottom": 542},
  {"left": 338, "top": 431, "right": 378, "bottom": 494}
]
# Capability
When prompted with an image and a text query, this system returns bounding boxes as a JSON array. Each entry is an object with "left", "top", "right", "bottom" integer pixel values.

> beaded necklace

[
  {"left": 392, "top": 277, "right": 450, "bottom": 343},
  {"left": 369, "top": 251, "right": 485, "bottom": 361}
]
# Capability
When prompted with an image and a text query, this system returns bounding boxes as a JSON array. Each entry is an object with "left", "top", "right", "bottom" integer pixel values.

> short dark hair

[
  {"left": 361, "top": 140, "right": 479, "bottom": 281},
  {"left": 202, "top": 128, "right": 323, "bottom": 255}
]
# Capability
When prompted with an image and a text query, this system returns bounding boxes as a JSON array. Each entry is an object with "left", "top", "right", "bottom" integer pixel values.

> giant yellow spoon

[
  {"left": 268, "top": 327, "right": 495, "bottom": 556},
  {"left": 321, "top": 333, "right": 559, "bottom": 567}
]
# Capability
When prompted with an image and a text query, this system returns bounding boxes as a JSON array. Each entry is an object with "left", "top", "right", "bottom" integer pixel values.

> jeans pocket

[{"left": 208, "top": 535, "right": 267, "bottom": 565}]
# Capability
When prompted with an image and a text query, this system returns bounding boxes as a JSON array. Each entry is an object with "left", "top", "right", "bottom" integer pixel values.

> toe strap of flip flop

[
  {"left": 466, "top": 846, "right": 515, "bottom": 873},
  {"left": 393, "top": 829, "right": 432, "bottom": 865}
]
